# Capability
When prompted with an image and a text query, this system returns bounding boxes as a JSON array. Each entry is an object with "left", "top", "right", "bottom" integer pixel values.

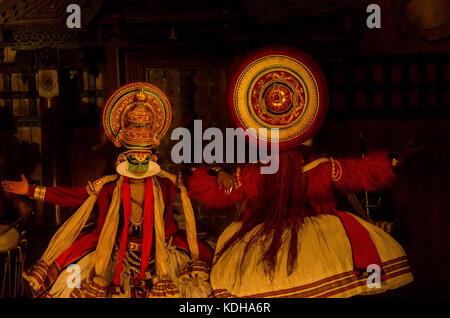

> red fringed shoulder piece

[
  {"left": 187, "top": 165, "right": 260, "bottom": 209},
  {"left": 333, "top": 151, "right": 396, "bottom": 193}
]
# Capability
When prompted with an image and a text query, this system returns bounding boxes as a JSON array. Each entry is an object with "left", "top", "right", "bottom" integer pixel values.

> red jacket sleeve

[
  {"left": 28, "top": 185, "right": 89, "bottom": 207},
  {"left": 187, "top": 165, "right": 260, "bottom": 209},
  {"left": 303, "top": 152, "right": 395, "bottom": 214},
  {"left": 332, "top": 151, "right": 396, "bottom": 193}
]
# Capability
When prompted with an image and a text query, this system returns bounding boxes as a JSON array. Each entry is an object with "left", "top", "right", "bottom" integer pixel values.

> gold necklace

[
  {"left": 129, "top": 181, "right": 145, "bottom": 230},
  {"left": 130, "top": 201, "right": 143, "bottom": 230}
]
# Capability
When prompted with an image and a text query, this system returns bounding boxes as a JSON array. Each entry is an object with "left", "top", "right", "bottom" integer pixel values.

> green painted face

[{"left": 126, "top": 153, "right": 151, "bottom": 176}]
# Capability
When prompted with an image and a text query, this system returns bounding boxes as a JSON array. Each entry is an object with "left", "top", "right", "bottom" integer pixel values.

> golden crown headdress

[{"left": 102, "top": 82, "right": 172, "bottom": 150}]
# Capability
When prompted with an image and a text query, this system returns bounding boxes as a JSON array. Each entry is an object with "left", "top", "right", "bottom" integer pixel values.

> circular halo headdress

[
  {"left": 228, "top": 46, "right": 329, "bottom": 150},
  {"left": 102, "top": 82, "right": 172, "bottom": 150}
]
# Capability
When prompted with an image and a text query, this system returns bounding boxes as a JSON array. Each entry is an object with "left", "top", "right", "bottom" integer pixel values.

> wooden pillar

[
  {"left": 36, "top": 47, "right": 68, "bottom": 226},
  {"left": 39, "top": 94, "right": 68, "bottom": 226},
  {"left": 103, "top": 45, "right": 121, "bottom": 98}
]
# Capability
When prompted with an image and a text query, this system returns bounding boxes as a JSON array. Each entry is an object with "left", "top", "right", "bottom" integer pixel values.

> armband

[
  {"left": 33, "top": 186, "right": 47, "bottom": 201},
  {"left": 389, "top": 153, "right": 401, "bottom": 168},
  {"left": 86, "top": 177, "right": 105, "bottom": 196},
  {"left": 330, "top": 157, "right": 342, "bottom": 182}
]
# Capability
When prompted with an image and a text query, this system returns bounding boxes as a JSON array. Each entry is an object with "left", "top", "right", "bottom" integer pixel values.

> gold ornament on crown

[{"left": 103, "top": 82, "right": 172, "bottom": 150}]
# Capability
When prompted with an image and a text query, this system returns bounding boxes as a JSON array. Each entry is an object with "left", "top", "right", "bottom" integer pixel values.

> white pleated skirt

[{"left": 211, "top": 213, "right": 413, "bottom": 298}]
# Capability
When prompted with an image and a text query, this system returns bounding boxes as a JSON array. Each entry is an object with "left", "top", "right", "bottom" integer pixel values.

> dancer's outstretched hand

[
  {"left": 1, "top": 174, "right": 29, "bottom": 196},
  {"left": 402, "top": 138, "right": 425, "bottom": 160},
  {"left": 217, "top": 171, "right": 236, "bottom": 195}
]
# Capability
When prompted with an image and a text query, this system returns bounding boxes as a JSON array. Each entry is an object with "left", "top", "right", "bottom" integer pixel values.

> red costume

[
  {"left": 24, "top": 177, "right": 212, "bottom": 297},
  {"left": 21, "top": 83, "right": 214, "bottom": 298},
  {"left": 187, "top": 149, "right": 413, "bottom": 298}
]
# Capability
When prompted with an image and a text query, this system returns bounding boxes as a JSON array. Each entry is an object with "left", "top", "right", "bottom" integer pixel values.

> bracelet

[
  {"left": 330, "top": 158, "right": 342, "bottom": 182},
  {"left": 33, "top": 186, "right": 47, "bottom": 201},
  {"left": 389, "top": 153, "right": 401, "bottom": 168},
  {"left": 391, "top": 158, "right": 400, "bottom": 168},
  {"left": 86, "top": 177, "right": 106, "bottom": 196}
]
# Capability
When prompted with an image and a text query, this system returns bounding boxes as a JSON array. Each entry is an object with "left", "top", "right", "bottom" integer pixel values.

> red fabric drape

[{"left": 336, "top": 211, "right": 386, "bottom": 279}]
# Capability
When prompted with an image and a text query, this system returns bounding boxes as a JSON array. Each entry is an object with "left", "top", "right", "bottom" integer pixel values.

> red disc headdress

[{"left": 227, "top": 46, "right": 329, "bottom": 150}]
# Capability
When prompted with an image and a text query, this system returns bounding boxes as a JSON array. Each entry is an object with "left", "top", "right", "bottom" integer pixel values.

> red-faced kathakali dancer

[
  {"left": 2, "top": 82, "right": 213, "bottom": 298},
  {"left": 187, "top": 47, "right": 414, "bottom": 298}
]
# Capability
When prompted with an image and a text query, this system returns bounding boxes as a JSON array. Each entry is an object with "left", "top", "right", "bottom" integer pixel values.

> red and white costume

[
  {"left": 188, "top": 150, "right": 413, "bottom": 298},
  {"left": 24, "top": 175, "right": 213, "bottom": 298}
]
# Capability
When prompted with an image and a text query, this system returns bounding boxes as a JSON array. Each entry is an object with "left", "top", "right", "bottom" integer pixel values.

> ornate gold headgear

[{"left": 103, "top": 82, "right": 172, "bottom": 150}]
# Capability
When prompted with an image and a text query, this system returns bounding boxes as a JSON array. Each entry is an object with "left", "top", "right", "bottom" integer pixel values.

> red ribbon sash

[
  {"left": 113, "top": 177, "right": 155, "bottom": 285},
  {"left": 336, "top": 211, "right": 386, "bottom": 279}
]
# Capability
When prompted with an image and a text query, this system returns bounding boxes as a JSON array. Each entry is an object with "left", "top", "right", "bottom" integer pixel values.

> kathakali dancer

[
  {"left": 187, "top": 47, "right": 414, "bottom": 298},
  {"left": 1, "top": 82, "right": 213, "bottom": 298}
]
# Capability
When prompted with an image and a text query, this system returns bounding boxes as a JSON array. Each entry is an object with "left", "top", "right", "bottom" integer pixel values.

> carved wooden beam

[{"left": 0, "top": 0, "right": 103, "bottom": 30}]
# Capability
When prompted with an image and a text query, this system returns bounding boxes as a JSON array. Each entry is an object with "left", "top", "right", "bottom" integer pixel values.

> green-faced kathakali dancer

[{"left": 3, "top": 82, "right": 213, "bottom": 298}]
